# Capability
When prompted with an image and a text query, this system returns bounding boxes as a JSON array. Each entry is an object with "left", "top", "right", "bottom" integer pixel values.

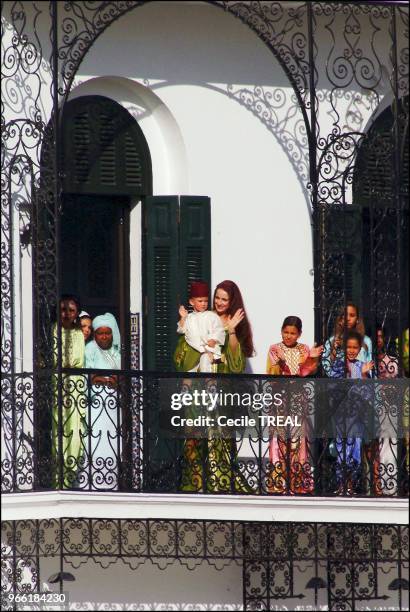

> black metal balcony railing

[{"left": 2, "top": 370, "right": 408, "bottom": 497}]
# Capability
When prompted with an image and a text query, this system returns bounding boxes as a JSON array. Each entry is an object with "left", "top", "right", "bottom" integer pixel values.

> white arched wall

[{"left": 65, "top": 1, "right": 314, "bottom": 373}]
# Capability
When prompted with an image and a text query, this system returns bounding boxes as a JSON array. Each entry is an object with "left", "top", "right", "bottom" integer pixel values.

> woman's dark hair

[
  {"left": 334, "top": 302, "right": 365, "bottom": 337},
  {"left": 281, "top": 316, "right": 302, "bottom": 333},
  {"left": 213, "top": 280, "right": 254, "bottom": 357},
  {"left": 375, "top": 324, "right": 393, "bottom": 353},
  {"left": 345, "top": 330, "right": 363, "bottom": 346},
  {"left": 60, "top": 294, "right": 81, "bottom": 311}
]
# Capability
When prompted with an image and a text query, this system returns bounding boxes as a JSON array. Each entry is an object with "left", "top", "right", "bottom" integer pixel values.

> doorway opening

[{"left": 59, "top": 94, "right": 153, "bottom": 366}]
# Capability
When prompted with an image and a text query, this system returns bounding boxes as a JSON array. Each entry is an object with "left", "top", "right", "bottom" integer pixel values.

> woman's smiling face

[{"left": 214, "top": 288, "right": 230, "bottom": 315}]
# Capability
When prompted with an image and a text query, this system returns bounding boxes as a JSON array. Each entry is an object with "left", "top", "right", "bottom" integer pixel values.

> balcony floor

[{"left": 2, "top": 491, "right": 407, "bottom": 523}]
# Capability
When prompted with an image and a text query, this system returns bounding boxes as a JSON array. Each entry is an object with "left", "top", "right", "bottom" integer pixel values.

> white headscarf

[{"left": 92, "top": 313, "right": 121, "bottom": 351}]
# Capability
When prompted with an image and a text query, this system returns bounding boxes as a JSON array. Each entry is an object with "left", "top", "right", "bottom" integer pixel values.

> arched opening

[
  {"left": 60, "top": 95, "right": 153, "bottom": 365},
  {"left": 34, "top": 96, "right": 153, "bottom": 488}
]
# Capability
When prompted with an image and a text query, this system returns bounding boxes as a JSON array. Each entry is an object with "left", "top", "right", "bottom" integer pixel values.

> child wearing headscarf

[{"left": 79, "top": 311, "right": 93, "bottom": 344}]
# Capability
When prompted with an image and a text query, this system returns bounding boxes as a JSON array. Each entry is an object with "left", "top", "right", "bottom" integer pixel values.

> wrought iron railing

[
  {"left": 1, "top": 519, "right": 409, "bottom": 611},
  {"left": 1, "top": 370, "right": 408, "bottom": 497}
]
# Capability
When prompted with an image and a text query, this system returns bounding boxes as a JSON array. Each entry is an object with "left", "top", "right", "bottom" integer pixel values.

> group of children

[
  {"left": 266, "top": 303, "right": 380, "bottom": 380},
  {"left": 178, "top": 281, "right": 389, "bottom": 379}
]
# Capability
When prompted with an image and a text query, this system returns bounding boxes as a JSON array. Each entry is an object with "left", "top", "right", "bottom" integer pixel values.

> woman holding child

[
  {"left": 174, "top": 280, "right": 253, "bottom": 374},
  {"left": 174, "top": 280, "right": 254, "bottom": 492}
]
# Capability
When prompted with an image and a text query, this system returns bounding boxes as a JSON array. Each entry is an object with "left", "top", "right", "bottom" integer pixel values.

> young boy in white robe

[{"left": 177, "top": 281, "right": 225, "bottom": 373}]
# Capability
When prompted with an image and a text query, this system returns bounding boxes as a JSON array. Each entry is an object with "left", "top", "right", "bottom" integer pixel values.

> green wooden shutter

[
  {"left": 143, "top": 196, "right": 211, "bottom": 371},
  {"left": 143, "top": 196, "right": 179, "bottom": 371},
  {"left": 179, "top": 196, "right": 211, "bottom": 306},
  {"left": 62, "top": 95, "right": 152, "bottom": 196},
  {"left": 143, "top": 196, "right": 179, "bottom": 491},
  {"left": 354, "top": 98, "right": 409, "bottom": 207},
  {"left": 142, "top": 195, "right": 211, "bottom": 491},
  {"left": 322, "top": 204, "right": 362, "bottom": 336}
]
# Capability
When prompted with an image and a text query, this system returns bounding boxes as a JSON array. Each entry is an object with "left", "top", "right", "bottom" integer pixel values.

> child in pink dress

[{"left": 266, "top": 316, "right": 323, "bottom": 494}]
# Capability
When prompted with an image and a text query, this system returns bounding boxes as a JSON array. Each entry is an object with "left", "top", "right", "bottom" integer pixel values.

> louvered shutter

[
  {"left": 179, "top": 196, "right": 211, "bottom": 306},
  {"left": 73, "top": 110, "right": 91, "bottom": 185},
  {"left": 143, "top": 196, "right": 211, "bottom": 371},
  {"left": 143, "top": 196, "right": 179, "bottom": 371},
  {"left": 321, "top": 205, "right": 362, "bottom": 336},
  {"left": 352, "top": 99, "right": 409, "bottom": 334},
  {"left": 99, "top": 108, "right": 116, "bottom": 186},
  {"left": 62, "top": 95, "right": 152, "bottom": 196},
  {"left": 123, "top": 132, "right": 144, "bottom": 188},
  {"left": 142, "top": 196, "right": 211, "bottom": 491},
  {"left": 354, "top": 99, "right": 409, "bottom": 206}
]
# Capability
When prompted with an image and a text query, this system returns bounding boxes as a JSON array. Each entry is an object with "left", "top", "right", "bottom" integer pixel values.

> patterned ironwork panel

[
  {"left": 1, "top": 520, "right": 408, "bottom": 611},
  {"left": 130, "top": 313, "right": 140, "bottom": 371},
  {"left": 1, "top": 370, "right": 408, "bottom": 497}
]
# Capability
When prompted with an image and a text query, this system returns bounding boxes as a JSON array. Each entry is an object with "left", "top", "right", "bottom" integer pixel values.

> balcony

[{"left": 2, "top": 370, "right": 408, "bottom": 500}]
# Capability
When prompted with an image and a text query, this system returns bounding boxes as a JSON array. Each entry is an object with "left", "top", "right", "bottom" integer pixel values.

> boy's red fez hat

[{"left": 189, "top": 281, "right": 209, "bottom": 298}]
